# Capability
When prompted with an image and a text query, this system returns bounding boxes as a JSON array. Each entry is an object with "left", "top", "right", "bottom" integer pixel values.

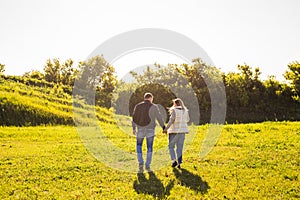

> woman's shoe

[{"left": 171, "top": 161, "right": 178, "bottom": 167}]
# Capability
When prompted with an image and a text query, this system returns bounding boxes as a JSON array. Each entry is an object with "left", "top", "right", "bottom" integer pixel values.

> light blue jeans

[
  {"left": 136, "top": 128, "right": 155, "bottom": 167},
  {"left": 168, "top": 133, "right": 185, "bottom": 164}
]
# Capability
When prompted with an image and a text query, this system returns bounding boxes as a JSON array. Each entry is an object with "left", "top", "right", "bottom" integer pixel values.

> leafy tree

[
  {"left": 43, "top": 58, "right": 78, "bottom": 86},
  {"left": 113, "top": 64, "right": 181, "bottom": 116},
  {"left": 44, "top": 58, "right": 61, "bottom": 84},
  {"left": 61, "top": 59, "right": 78, "bottom": 86},
  {"left": 225, "top": 64, "right": 265, "bottom": 108},
  {"left": 173, "top": 58, "right": 225, "bottom": 123},
  {"left": 225, "top": 72, "right": 249, "bottom": 107},
  {"left": 127, "top": 60, "right": 219, "bottom": 124},
  {"left": 113, "top": 81, "right": 136, "bottom": 115},
  {"left": 75, "top": 55, "right": 117, "bottom": 108},
  {"left": 264, "top": 76, "right": 281, "bottom": 100},
  {"left": 174, "top": 60, "right": 210, "bottom": 110},
  {"left": 95, "top": 65, "right": 117, "bottom": 108},
  {"left": 0, "top": 63, "right": 5, "bottom": 75},
  {"left": 130, "top": 66, "right": 156, "bottom": 85},
  {"left": 284, "top": 61, "right": 300, "bottom": 96}
]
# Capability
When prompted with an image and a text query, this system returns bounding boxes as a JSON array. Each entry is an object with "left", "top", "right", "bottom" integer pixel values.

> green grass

[
  {"left": 0, "top": 77, "right": 114, "bottom": 126},
  {"left": 0, "top": 122, "right": 299, "bottom": 199}
]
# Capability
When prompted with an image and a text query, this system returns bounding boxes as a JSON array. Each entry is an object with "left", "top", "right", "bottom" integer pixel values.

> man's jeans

[
  {"left": 168, "top": 133, "right": 185, "bottom": 164},
  {"left": 136, "top": 128, "right": 155, "bottom": 167}
]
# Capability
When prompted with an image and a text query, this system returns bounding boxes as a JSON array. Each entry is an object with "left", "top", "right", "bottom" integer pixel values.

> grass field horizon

[{"left": 0, "top": 121, "right": 299, "bottom": 199}]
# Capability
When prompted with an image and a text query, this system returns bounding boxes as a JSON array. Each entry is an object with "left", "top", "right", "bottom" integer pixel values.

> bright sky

[{"left": 1, "top": 0, "right": 299, "bottom": 81}]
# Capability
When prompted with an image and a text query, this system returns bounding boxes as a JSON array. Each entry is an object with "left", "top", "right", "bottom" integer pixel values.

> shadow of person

[
  {"left": 173, "top": 168, "right": 210, "bottom": 194},
  {"left": 133, "top": 172, "right": 174, "bottom": 199}
]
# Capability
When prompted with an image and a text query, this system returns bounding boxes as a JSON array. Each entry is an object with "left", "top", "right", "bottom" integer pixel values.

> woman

[{"left": 163, "top": 98, "right": 189, "bottom": 169}]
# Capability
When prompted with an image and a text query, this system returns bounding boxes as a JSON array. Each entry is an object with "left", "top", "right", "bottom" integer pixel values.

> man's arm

[
  {"left": 132, "top": 106, "right": 137, "bottom": 135},
  {"left": 154, "top": 105, "right": 165, "bottom": 129},
  {"left": 132, "top": 121, "right": 137, "bottom": 135}
]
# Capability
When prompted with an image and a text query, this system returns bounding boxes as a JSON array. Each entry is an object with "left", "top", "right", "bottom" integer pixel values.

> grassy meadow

[
  {"left": 0, "top": 121, "right": 299, "bottom": 199},
  {"left": 0, "top": 77, "right": 114, "bottom": 126}
]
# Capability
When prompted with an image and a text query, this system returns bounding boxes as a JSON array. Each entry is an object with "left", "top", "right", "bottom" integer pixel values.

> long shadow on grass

[
  {"left": 133, "top": 172, "right": 174, "bottom": 199},
  {"left": 173, "top": 168, "right": 210, "bottom": 194}
]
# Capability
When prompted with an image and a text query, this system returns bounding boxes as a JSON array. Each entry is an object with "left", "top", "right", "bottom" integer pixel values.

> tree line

[
  {"left": 1, "top": 57, "right": 299, "bottom": 124},
  {"left": 114, "top": 60, "right": 299, "bottom": 124}
]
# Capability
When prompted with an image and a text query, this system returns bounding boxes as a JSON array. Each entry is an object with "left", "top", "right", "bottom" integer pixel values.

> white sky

[{"left": 0, "top": 0, "right": 299, "bottom": 81}]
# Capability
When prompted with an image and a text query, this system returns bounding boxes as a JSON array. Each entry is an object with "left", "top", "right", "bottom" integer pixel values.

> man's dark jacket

[{"left": 132, "top": 100, "right": 165, "bottom": 130}]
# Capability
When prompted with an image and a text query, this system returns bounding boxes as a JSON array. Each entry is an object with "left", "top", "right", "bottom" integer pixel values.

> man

[{"left": 132, "top": 92, "right": 165, "bottom": 173}]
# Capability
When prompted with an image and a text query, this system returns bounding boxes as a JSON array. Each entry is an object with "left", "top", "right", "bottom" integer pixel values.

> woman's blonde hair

[{"left": 169, "top": 98, "right": 188, "bottom": 114}]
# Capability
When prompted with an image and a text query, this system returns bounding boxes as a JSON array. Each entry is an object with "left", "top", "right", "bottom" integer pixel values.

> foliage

[
  {"left": 0, "top": 63, "right": 5, "bottom": 75},
  {"left": 224, "top": 64, "right": 299, "bottom": 123},
  {"left": 1, "top": 57, "right": 300, "bottom": 124},
  {"left": 225, "top": 64, "right": 263, "bottom": 108},
  {"left": 172, "top": 58, "right": 225, "bottom": 123},
  {"left": 117, "top": 62, "right": 209, "bottom": 124},
  {"left": 75, "top": 55, "right": 117, "bottom": 108},
  {"left": 43, "top": 58, "right": 78, "bottom": 86},
  {"left": 284, "top": 61, "right": 300, "bottom": 98},
  {"left": 23, "top": 70, "right": 44, "bottom": 80},
  {"left": 43, "top": 58, "right": 61, "bottom": 84},
  {"left": 112, "top": 81, "right": 137, "bottom": 116},
  {"left": 60, "top": 59, "right": 78, "bottom": 86},
  {"left": 124, "top": 60, "right": 300, "bottom": 123}
]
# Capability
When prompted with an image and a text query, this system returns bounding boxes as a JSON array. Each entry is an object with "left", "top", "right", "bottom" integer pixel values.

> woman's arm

[
  {"left": 164, "top": 109, "right": 176, "bottom": 131},
  {"left": 186, "top": 110, "right": 190, "bottom": 122}
]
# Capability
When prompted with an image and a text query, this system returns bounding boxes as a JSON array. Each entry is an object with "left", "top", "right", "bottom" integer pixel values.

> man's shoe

[
  {"left": 177, "top": 164, "right": 181, "bottom": 169},
  {"left": 138, "top": 164, "right": 144, "bottom": 173},
  {"left": 145, "top": 165, "right": 152, "bottom": 172},
  {"left": 171, "top": 161, "right": 178, "bottom": 168}
]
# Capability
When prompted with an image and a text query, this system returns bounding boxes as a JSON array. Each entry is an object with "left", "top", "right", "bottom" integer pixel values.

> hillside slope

[{"left": 0, "top": 76, "right": 113, "bottom": 126}]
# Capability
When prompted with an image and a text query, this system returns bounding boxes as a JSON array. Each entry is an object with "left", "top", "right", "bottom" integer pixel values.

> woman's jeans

[
  {"left": 168, "top": 133, "right": 185, "bottom": 164},
  {"left": 136, "top": 128, "right": 155, "bottom": 167}
]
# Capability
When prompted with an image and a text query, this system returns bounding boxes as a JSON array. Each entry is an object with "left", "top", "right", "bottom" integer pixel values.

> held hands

[
  {"left": 133, "top": 130, "right": 136, "bottom": 136},
  {"left": 162, "top": 125, "right": 167, "bottom": 134}
]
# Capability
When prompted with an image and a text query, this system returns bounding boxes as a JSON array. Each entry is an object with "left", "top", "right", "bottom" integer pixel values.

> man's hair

[{"left": 144, "top": 92, "right": 153, "bottom": 99}]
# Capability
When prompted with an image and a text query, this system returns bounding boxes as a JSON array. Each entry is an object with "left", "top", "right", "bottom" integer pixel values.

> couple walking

[{"left": 132, "top": 92, "right": 189, "bottom": 173}]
